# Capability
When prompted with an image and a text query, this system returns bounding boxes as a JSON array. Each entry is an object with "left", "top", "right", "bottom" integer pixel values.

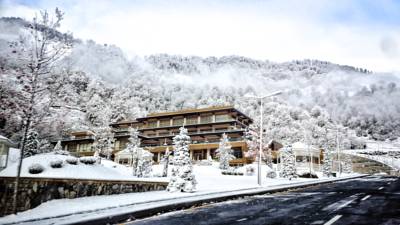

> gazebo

[{"left": 114, "top": 149, "right": 133, "bottom": 166}]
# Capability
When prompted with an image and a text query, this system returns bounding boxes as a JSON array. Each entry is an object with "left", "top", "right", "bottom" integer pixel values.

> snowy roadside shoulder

[{"left": 0, "top": 174, "right": 366, "bottom": 225}]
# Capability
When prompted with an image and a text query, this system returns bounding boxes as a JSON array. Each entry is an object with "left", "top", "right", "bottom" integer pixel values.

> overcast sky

[{"left": 1, "top": 0, "right": 400, "bottom": 72}]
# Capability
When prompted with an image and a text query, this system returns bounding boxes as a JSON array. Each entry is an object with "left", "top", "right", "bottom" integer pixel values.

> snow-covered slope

[
  {"left": 0, "top": 153, "right": 163, "bottom": 181},
  {"left": 1, "top": 16, "right": 400, "bottom": 145}
]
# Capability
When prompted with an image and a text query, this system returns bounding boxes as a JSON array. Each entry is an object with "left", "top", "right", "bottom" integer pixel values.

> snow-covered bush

[
  {"left": 66, "top": 157, "right": 78, "bottom": 165},
  {"left": 197, "top": 159, "right": 213, "bottom": 166},
  {"left": 297, "top": 171, "right": 318, "bottom": 178},
  {"left": 245, "top": 165, "right": 255, "bottom": 176},
  {"left": 79, "top": 156, "right": 97, "bottom": 165},
  {"left": 221, "top": 167, "right": 244, "bottom": 176},
  {"left": 266, "top": 170, "right": 277, "bottom": 179},
  {"left": 50, "top": 159, "right": 63, "bottom": 168},
  {"left": 28, "top": 163, "right": 44, "bottom": 174}
]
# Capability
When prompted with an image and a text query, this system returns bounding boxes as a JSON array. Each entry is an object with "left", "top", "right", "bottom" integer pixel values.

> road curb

[{"left": 69, "top": 175, "right": 368, "bottom": 225}]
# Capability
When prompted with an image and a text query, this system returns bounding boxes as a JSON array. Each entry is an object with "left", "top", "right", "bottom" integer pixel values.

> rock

[
  {"left": 32, "top": 182, "right": 38, "bottom": 192},
  {"left": 70, "top": 191, "right": 76, "bottom": 198}
]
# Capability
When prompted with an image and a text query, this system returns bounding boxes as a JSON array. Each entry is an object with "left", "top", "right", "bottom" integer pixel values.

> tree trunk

[{"left": 12, "top": 117, "right": 31, "bottom": 214}]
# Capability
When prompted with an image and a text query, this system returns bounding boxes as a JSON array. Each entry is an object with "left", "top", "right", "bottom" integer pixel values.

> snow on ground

[
  {"left": 0, "top": 160, "right": 360, "bottom": 224},
  {"left": 0, "top": 153, "right": 165, "bottom": 182},
  {"left": 0, "top": 151, "right": 361, "bottom": 223}
]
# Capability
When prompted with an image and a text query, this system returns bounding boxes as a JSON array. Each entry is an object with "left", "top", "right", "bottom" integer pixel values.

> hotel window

[
  {"left": 232, "top": 148, "right": 243, "bottom": 158},
  {"left": 78, "top": 143, "right": 92, "bottom": 152},
  {"left": 158, "top": 130, "right": 170, "bottom": 136},
  {"left": 200, "top": 115, "right": 213, "bottom": 123},
  {"left": 159, "top": 119, "right": 170, "bottom": 127},
  {"left": 173, "top": 118, "right": 184, "bottom": 126},
  {"left": 148, "top": 121, "right": 158, "bottom": 128},
  {"left": 114, "top": 141, "right": 120, "bottom": 151},
  {"left": 170, "top": 129, "right": 179, "bottom": 135},
  {"left": 215, "top": 114, "right": 231, "bottom": 122},
  {"left": 186, "top": 116, "right": 198, "bottom": 125}
]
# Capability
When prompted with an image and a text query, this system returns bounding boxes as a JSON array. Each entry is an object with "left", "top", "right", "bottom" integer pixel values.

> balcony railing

[
  {"left": 62, "top": 135, "right": 95, "bottom": 141},
  {"left": 142, "top": 137, "right": 244, "bottom": 148},
  {"left": 140, "top": 119, "right": 240, "bottom": 130}
]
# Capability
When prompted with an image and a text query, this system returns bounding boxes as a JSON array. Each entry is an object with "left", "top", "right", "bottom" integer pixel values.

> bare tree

[{"left": 11, "top": 8, "right": 73, "bottom": 214}]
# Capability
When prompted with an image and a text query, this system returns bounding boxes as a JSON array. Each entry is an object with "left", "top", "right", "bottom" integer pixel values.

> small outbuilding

[
  {"left": 0, "top": 135, "right": 16, "bottom": 170},
  {"left": 278, "top": 141, "right": 322, "bottom": 171}
]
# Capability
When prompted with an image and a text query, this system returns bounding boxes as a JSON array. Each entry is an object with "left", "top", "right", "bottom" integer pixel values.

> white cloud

[{"left": 1, "top": 0, "right": 400, "bottom": 72}]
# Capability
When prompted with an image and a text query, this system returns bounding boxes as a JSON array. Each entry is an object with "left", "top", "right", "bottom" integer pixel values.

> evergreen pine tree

[
  {"left": 24, "top": 129, "right": 39, "bottom": 158},
  {"left": 342, "top": 154, "right": 353, "bottom": 174},
  {"left": 167, "top": 127, "right": 197, "bottom": 192},
  {"left": 281, "top": 145, "right": 297, "bottom": 180},
  {"left": 216, "top": 133, "right": 235, "bottom": 170},
  {"left": 54, "top": 140, "right": 63, "bottom": 151},
  {"left": 136, "top": 150, "right": 153, "bottom": 177},
  {"left": 53, "top": 140, "right": 69, "bottom": 155},
  {"left": 322, "top": 148, "right": 333, "bottom": 177},
  {"left": 123, "top": 128, "right": 141, "bottom": 176}
]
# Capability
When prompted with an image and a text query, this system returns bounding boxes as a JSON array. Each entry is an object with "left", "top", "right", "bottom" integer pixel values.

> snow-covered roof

[
  {"left": 278, "top": 142, "right": 320, "bottom": 156},
  {"left": 0, "top": 135, "right": 15, "bottom": 146},
  {"left": 292, "top": 142, "right": 317, "bottom": 150}
]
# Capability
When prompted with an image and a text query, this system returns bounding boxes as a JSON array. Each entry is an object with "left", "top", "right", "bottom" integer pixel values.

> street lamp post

[{"left": 245, "top": 91, "right": 282, "bottom": 186}]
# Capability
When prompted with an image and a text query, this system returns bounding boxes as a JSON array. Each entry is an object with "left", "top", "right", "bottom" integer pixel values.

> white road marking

[
  {"left": 311, "top": 220, "right": 325, "bottom": 224},
  {"left": 378, "top": 187, "right": 384, "bottom": 190},
  {"left": 323, "top": 194, "right": 360, "bottom": 211},
  {"left": 324, "top": 215, "right": 342, "bottom": 225},
  {"left": 361, "top": 195, "right": 371, "bottom": 201},
  {"left": 236, "top": 218, "right": 247, "bottom": 222}
]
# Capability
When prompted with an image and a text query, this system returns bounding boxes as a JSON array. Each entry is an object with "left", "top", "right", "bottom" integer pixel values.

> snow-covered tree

[
  {"left": 136, "top": 150, "right": 153, "bottom": 178},
  {"left": 6, "top": 9, "right": 73, "bottom": 214},
  {"left": 121, "top": 128, "right": 153, "bottom": 177},
  {"left": 342, "top": 154, "right": 353, "bottom": 174},
  {"left": 38, "top": 138, "right": 52, "bottom": 153},
  {"left": 54, "top": 140, "right": 63, "bottom": 152},
  {"left": 322, "top": 149, "right": 334, "bottom": 177},
  {"left": 161, "top": 147, "right": 172, "bottom": 177},
  {"left": 216, "top": 133, "right": 235, "bottom": 170},
  {"left": 280, "top": 145, "right": 297, "bottom": 180},
  {"left": 52, "top": 140, "right": 69, "bottom": 155},
  {"left": 167, "top": 127, "right": 196, "bottom": 192},
  {"left": 124, "top": 128, "right": 141, "bottom": 176},
  {"left": 93, "top": 126, "right": 115, "bottom": 160},
  {"left": 24, "top": 129, "right": 39, "bottom": 158},
  {"left": 244, "top": 128, "right": 272, "bottom": 168},
  {"left": 322, "top": 127, "right": 337, "bottom": 177}
]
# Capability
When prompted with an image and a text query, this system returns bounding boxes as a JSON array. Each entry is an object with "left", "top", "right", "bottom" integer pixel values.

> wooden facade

[{"left": 60, "top": 105, "right": 254, "bottom": 165}]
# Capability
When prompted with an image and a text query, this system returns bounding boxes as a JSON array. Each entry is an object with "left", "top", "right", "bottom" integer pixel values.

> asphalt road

[{"left": 126, "top": 176, "right": 400, "bottom": 225}]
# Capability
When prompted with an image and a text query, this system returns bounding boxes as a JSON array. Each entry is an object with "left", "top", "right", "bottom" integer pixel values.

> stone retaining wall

[{"left": 0, "top": 177, "right": 168, "bottom": 216}]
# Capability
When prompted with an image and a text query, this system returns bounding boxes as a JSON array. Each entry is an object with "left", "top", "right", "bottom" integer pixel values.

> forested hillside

[{"left": 1, "top": 16, "right": 399, "bottom": 147}]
